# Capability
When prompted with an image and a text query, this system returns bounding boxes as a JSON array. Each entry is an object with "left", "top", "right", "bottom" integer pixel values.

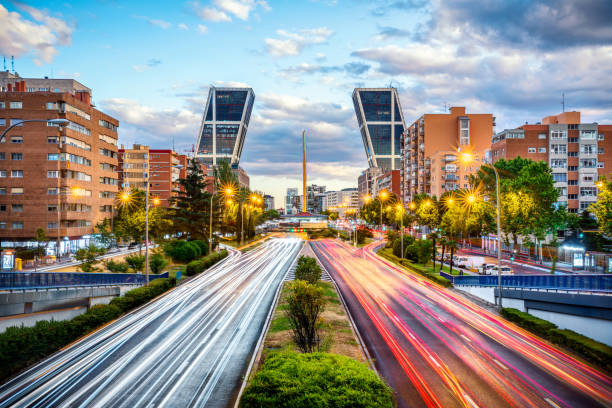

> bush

[
  {"left": 392, "top": 235, "right": 415, "bottom": 258},
  {"left": 106, "top": 260, "right": 129, "bottom": 273},
  {"left": 149, "top": 253, "right": 169, "bottom": 274},
  {"left": 241, "top": 351, "right": 393, "bottom": 408},
  {"left": 378, "top": 248, "right": 452, "bottom": 288},
  {"left": 356, "top": 228, "right": 373, "bottom": 245},
  {"left": 125, "top": 254, "right": 146, "bottom": 271},
  {"left": 0, "top": 276, "right": 176, "bottom": 382},
  {"left": 190, "top": 240, "right": 209, "bottom": 257},
  {"left": 500, "top": 308, "right": 556, "bottom": 338},
  {"left": 163, "top": 240, "right": 201, "bottom": 263},
  {"left": 295, "top": 256, "right": 322, "bottom": 284},
  {"left": 185, "top": 250, "right": 229, "bottom": 277},
  {"left": 286, "top": 280, "right": 325, "bottom": 353},
  {"left": 385, "top": 230, "right": 398, "bottom": 247}
]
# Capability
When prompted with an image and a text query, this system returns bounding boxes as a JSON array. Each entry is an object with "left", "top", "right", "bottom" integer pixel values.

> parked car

[
  {"left": 489, "top": 265, "right": 513, "bottom": 275},
  {"left": 128, "top": 242, "right": 138, "bottom": 249},
  {"left": 479, "top": 264, "right": 496, "bottom": 275}
]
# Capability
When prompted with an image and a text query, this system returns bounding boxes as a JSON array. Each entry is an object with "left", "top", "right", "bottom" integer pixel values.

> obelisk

[{"left": 302, "top": 130, "right": 307, "bottom": 213}]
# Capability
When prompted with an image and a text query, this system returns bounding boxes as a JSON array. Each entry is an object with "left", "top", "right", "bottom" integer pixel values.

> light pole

[
  {"left": 396, "top": 203, "right": 403, "bottom": 257},
  {"left": 379, "top": 190, "right": 389, "bottom": 239},
  {"left": 460, "top": 151, "right": 503, "bottom": 307},
  {"left": 143, "top": 164, "right": 182, "bottom": 284},
  {"left": 0, "top": 118, "right": 69, "bottom": 259}
]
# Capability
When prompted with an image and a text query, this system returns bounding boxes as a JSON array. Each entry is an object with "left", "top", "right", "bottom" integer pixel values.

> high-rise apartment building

[
  {"left": 118, "top": 144, "right": 189, "bottom": 207},
  {"left": 306, "top": 184, "right": 326, "bottom": 214},
  {"left": 195, "top": 87, "right": 255, "bottom": 167},
  {"left": 285, "top": 188, "right": 301, "bottom": 215},
  {"left": 491, "top": 111, "right": 611, "bottom": 213},
  {"left": 352, "top": 88, "right": 406, "bottom": 171},
  {"left": 324, "top": 188, "right": 359, "bottom": 217},
  {"left": 402, "top": 106, "right": 494, "bottom": 202},
  {"left": 357, "top": 167, "right": 383, "bottom": 205},
  {"left": 374, "top": 170, "right": 401, "bottom": 199},
  {"left": 0, "top": 72, "right": 119, "bottom": 254},
  {"left": 263, "top": 194, "right": 275, "bottom": 211}
]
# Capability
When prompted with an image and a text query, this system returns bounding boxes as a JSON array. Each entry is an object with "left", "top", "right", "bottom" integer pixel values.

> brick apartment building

[
  {"left": 118, "top": 144, "right": 189, "bottom": 207},
  {"left": 0, "top": 72, "right": 119, "bottom": 254},
  {"left": 401, "top": 106, "right": 494, "bottom": 202},
  {"left": 357, "top": 167, "right": 382, "bottom": 205},
  {"left": 492, "top": 111, "right": 611, "bottom": 213},
  {"left": 373, "top": 170, "right": 401, "bottom": 200}
]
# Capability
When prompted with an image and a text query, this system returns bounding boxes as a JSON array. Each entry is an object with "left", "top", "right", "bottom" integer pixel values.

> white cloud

[
  {"left": 191, "top": 0, "right": 269, "bottom": 22},
  {"left": 197, "top": 6, "right": 231, "bottom": 22},
  {"left": 146, "top": 18, "right": 172, "bottom": 29},
  {"left": 197, "top": 24, "right": 208, "bottom": 34},
  {"left": 265, "top": 27, "right": 333, "bottom": 57},
  {"left": 178, "top": 23, "right": 189, "bottom": 30},
  {"left": 0, "top": 4, "right": 72, "bottom": 65}
]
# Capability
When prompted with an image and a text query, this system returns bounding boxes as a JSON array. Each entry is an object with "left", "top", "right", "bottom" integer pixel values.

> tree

[
  {"left": 170, "top": 160, "right": 213, "bottom": 240},
  {"left": 589, "top": 177, "right": 612, "bottom": 238},
  {"left": 95, "top": 219, "right": 114, "bottom": 249},
  {"left": 295, "top": 256, "right": 322, "bottom": 284},
  {"left": 446, "top": 240, "right": 457, "bottom": 275},
  {"left": 125, "top": 254, "right": 145, "bottom": 272},
  {"left": 75, "top": 245, "right": 105, "bottom": 272},
  {"left": 149, "top": 253, "right": 168, "bottom": 274},
  {"left": 285, "top": 280, "right": 325, "bottom": 353},
  {"left": 34, "top": 228, "right": 48, "bottom": 271}
]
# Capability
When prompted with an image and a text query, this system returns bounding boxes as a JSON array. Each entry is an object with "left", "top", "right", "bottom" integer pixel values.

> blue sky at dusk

[{"left": 1, "top": 0, "right": 611, "bottom": 206}]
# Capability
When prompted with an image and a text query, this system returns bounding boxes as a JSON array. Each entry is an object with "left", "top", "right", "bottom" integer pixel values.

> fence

[
  {"left": 0, "top": 271, "right": 168, "bottom": 290},
  {"left": 442, "top": 272, "right": 612, "bottom": 292}
]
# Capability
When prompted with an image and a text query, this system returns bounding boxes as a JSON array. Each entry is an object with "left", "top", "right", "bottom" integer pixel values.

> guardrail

[
  {"left": 443, "top": 273, "right": 612, "bottom": 292},
  {"left": 0, "top": 271, "right": 168, "bottom": 290}
]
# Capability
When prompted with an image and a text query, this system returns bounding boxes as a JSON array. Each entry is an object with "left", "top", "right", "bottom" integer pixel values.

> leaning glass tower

[
  {"left": 195, "top": 87, "right": 255, "bottom": 167},
  {"left": 352, "top": 88, "right": 405, "bottom": 171}
]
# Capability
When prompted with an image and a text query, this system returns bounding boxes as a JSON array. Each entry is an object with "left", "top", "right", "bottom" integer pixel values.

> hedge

[
  {"left": 378, "top": 248, "right": 452, "bottom": 288},
  {"left": 241, "top": 351, "right": 393, "bottom": 408},
  {"left": 185, "top": 250, "right": 229, "bottom": 277},
  {"left": 501, "top": 308, "right": 612, "bottom": 372},
  {"left": 0, "top": 276, "right": 176, "bottom": 382},
  {"left": 163, "top": 240, "right": 203, "bottom": 263}
]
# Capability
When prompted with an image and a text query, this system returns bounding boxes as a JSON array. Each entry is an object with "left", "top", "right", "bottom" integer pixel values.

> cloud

[
  {"left": 264, "top": 27, "right": 333, "bottom": 57},
  {"left": 132, "top": 58, "right": 163, "bottom": 72},
  {"left": 145, "top": 18, "right": 172, "bottom": 29},
  {"left": 0, "top": 4, "right": 72, "bottom": 65},
  {"left": 279, "top": 62, "right": 370, "bottom": 78},
  {"left": 191, "top": 0, "right": 269, "bottom": 22},
  {"left": 178, "top": 23, "right": 188, "bottom": 30},
  {"left": 375, "top": 26, "right": 413, "bottom": 40},
  {"left": 370, "top": 0, "right": 428, "bottom": 16},
  {"left": 197, "top": 24, "right": 208, "bottom": 34}
]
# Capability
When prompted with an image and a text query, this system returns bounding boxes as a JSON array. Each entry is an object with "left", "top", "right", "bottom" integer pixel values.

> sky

[{"left": 1, "top": 0, "right": 611, "bottom": 207}]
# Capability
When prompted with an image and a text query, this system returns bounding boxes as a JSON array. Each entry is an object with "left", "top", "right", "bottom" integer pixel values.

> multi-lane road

[
  {"left": 312, "top": 239, "right": 612, "bottom": 408},
  {"left": 0, "top": 238, "right": 301, "bottom": 408}
]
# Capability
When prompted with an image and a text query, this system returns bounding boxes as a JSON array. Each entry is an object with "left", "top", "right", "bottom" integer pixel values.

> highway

[
  {"left": 311, "top": 239, "right": 612, "bottom": 408},
  {"left": 0, "top": 238, "right": 302, "bottom": 408}
]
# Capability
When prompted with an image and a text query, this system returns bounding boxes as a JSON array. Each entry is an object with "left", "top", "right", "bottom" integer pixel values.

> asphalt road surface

[
  {"left": 0, "top": 238, "right": 302, "bottom": 408},
  {"left": 311, "top": 239, "right": 612, "bottom": 408}
]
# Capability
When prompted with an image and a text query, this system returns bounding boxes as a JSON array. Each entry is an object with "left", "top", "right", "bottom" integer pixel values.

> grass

[{"left": 377, "top": 248, "right": 452, "bottom": 287}]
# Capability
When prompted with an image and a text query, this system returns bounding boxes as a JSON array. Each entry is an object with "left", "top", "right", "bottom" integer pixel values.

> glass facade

[
  {"left": 353, "top": 88, "right": 406, "bottom": 171},
  {"left": 195, "top": 87, "right": 255, "bottom": 166}
]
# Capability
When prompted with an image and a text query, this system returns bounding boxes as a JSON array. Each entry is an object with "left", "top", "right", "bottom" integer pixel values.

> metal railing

[
  {"left": 444, "top": 273, "right": 612, "bottom": 292},
  {"left": 0, "top": 271, "right": 169, "bottom": 290}
]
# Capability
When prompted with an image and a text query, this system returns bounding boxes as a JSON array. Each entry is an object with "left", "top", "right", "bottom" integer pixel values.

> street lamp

[
  {"left": 460, "top": 151, "right": 503, "bottom": 307},
  {"left": 0, "top": 118, "right": 69, "bottom": 259},
  {"left": 379, "top": 190, "right": 389, "bottom": 239},
  {"left": 144, "top": 164, "right": 183, "bottom": 284},
  {"left": 396, "top": 203, "right": 404, "bottom": 257}
]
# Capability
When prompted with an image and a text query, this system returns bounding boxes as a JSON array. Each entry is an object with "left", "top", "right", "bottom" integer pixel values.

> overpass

[{"left": 442, "top": 273, "right": 612, "bottom": 345}]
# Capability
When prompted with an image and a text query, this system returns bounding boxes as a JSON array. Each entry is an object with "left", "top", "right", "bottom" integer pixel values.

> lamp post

[
  {"left": 460, "top": 151, "right": 503, "bottom": 307},
  {"left": 379, "top": 190, "right": 389, "bottom": 239},
  {"left": 143, "top": 164, "right": 183, "bottom": 284},
  {"left": 1, "top": 118, "right": 69, "bottom": 259}
]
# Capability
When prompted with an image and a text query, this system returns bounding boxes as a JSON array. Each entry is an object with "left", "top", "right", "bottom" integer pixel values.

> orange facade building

[{"left": 401, "top": 106, "right": 494, "bottom": 202}]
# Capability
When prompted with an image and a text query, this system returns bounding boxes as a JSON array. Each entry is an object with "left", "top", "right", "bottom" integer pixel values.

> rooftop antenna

[
  {"left": 3, "top": 56, "right": 5, "bottom": 71},
  {"left": 561, "top": 92, "right": 565, "bottom": 112},
  {"left": 11, "top": 56, "right": 14, "bottom": 74}
]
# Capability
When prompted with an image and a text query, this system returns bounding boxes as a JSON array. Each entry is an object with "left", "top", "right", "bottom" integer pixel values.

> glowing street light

[{"left": 152, "top": 197, "right": 161, "bottom": 206}]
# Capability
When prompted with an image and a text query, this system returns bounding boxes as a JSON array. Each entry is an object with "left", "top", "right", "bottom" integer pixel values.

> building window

[
  {"left": 459, "top": 118, "right": 469, "bottom": 145},
  {"left": 568, "top": 194, "right": 578, "bottom": 200},
  {"left": 48, "top": 188, "right": 59, "bottom": 195},
  {"left": 538, "top": 134, "right": 546, "bottom": 139},
  {"left": 47, "top": 170, "right": 59, "bottom": 178},
  {"left": 48, "top": 153, "right": 60, "bottom": 161},
  {"left": 598, "top": 162, "right": 605, "bottom": 168},
  {"left": 0, "top": 222, "right": 5, "bottom": 229},
  {"left": 0, "top": 170, "right": 5, "bottom": 177},
  {"left": 580, "top": 130, "right": 597, "bottom": 140},
  {"left": 48, "top": 205, "right": 57, "bottom": 212},
  {"left": 11, "top": 136, "right": 23, "bottom": 144},
  {"left": 0, "top": 204, "right": 5, "bottom": 211},
  {"left": 9, "top": 101, "right": 23, "bottom": 109},
  {"left": 11, "top": 204, "right": 23, "bottom": 212},
  {"left": 581, "top": 144, "right": 596, "bottom": 154},
  {"left": 0, "top": 119, "right": 5, "bottom": 126},
  {"left": 0, "top": 102, "right": 4, "bottom": 108},
  {"left": 12, "top": 222, "right": 23, "bottom": 229},
  {"left": 0, "top": 153, "right": 4, "bottom": 160},
  {"left": 556, "top": 187, "right": 567, "bottom": 196},
  {"left": 38, "top": 88, "right": 49, "bottom": 92},
  {"left": 598, "top": 134, "right": 604, "bottom": 141},
  {"left": 580, "top": 187, "right": 597, "bottom": 197},
  {"left": 99, "top": 119, "right": 118, "bottom": 132},
  {"left": 550, "top": 130, "right": 567, "bottom": 140},
  {"left": 579, "top": 159, "right": 596, "bottom": 168},
  {"left": 9, "top": 119, "right": 23, "bottom": 126},
  {"left": 11, "top": 170, "right": 23, "bottom": 178},
  {"left": 598, "top": 148, "right": 604, "bottom": 154},
  {"left": 11, "top": 153, "right": 22, "bottom": 160},
  {"left": 568, "top": 137, "right": 578, "bottom": 143},
  {"left": 46, "top": 102, "right": 58, "bottom": 110},
  {"left": 0, "top": 187, "right": 5, "bottom": 194},
  {"left": 48, "top": 222, "right": 58, "bottom": 229},
  {"left": 568, "top": 151, "right": 578, "bottom": 157},
  {"left": 568, "top": 179, "right": 578, "bottom": 185},
  {"left": 550, "top": 159, "right": 567, "bottom": 168},
  {"left": 11, "top": 187, "right": 23, "bottom": 195},
  {"left": 538, "top": 147, "right": 546, "bottom": 153},
  {"left": 551, "top": 144, "right": 567, "bottom": 154},
  {"left": 528, "top": 147, "right": 536, "bottom": 153},
  {"left": 47, "top": 136, "right": 59, "bottom": 144},
  {"left": 552, "top": 173, "right": 567, "bottom": 182}
]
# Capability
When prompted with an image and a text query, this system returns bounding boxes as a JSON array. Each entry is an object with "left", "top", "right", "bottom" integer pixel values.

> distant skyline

[{"left": 1, "top": 0, "right": 611, "bottom": 207}]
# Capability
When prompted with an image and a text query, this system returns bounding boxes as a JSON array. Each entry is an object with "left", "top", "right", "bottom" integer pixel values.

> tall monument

[{"left": 302, "top": 130, "right": 307, "bottom": 213}]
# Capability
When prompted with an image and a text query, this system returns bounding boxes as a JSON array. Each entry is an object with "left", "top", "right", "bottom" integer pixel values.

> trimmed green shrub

[
  {"left": 500, "top": 308, "right": 557, "bottom": 338},
  {"left": 295, "top": 256, "right": 322, "bottom": 284},
  {"left": 356, "top": 228, "right": 373, "bottom": 245},
  {"left": 0, "top": 276, "right": 176, "bottom": 382},
  {"left": 190, "top": 240, "right": 209, "bottom": 257},
  {"left": 106, "top": 260, "right": 129, "bottom": 273},
  {"left": 185, "top": 250, "right": 229, "bottom": 277},
  {"left": 241, "top": 351, "right": 393, "bottom": 408},
  {"left": 149, "top": 253, "right": 169, "bottom": 274},
  {"left": 125, "top": 254, "right": 146, "bottom": 271},
  {"left": 378, "top": 248, "right": 452, "bottom": 288},
  {"left": 163, "top": 240, "right": 201, "bottom": 263},
  {"left": 286, "top": 280, "right": 325, "bottom": 353}
]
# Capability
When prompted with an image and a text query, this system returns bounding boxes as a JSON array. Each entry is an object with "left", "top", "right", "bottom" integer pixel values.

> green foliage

[
  {"left": 125, "top": 254, "right": 145, "bottom": 271},
  {"left": 95, "top": 219, "right": 114, "bottom": 249},
  {"left": 392, "top": 235, "right": 415, "bottom": 258},
  {"left": 149, "top": 253, "right": 169, "bottom": 274},
  {"left": 241, "top": 351, "right": 393, "bottom": 408},
  {"left": 75, "top": 245, "right": 106, "bottom": 272},
  {"left": 285, "top": 280, "right": 326, "bottom": 353},
  {"left": 307, "top": 228, "right": 338, "bottom": 239},
  {"left": 295, "top": 256, "right": 322, "bottom": 284},
  {"left": 0, "top": 277, "right": 176, "bottom": 383},
  {"left": 105, "top": 259, "right": 129, "bottom": 273},
  {"left": 501, "top": 308, "right": 612, "bottom": 372},
  {"left": 378, "top": 248, "right": 452, "bottom": 288},
  {"left": 184, "top": 250, "right": 229, "bottom": 276},
  {"left": 163, "top": 240, "right": 202, "bottom": 263},
  {"left": 589, "top": 176, "right": 612, "bottom": 237},
  {"left": 190, "top": 240, "right": 209, "bottom": 257},
  {"left": 356, "top": 228, "right": 373, "bottom": 244}
]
